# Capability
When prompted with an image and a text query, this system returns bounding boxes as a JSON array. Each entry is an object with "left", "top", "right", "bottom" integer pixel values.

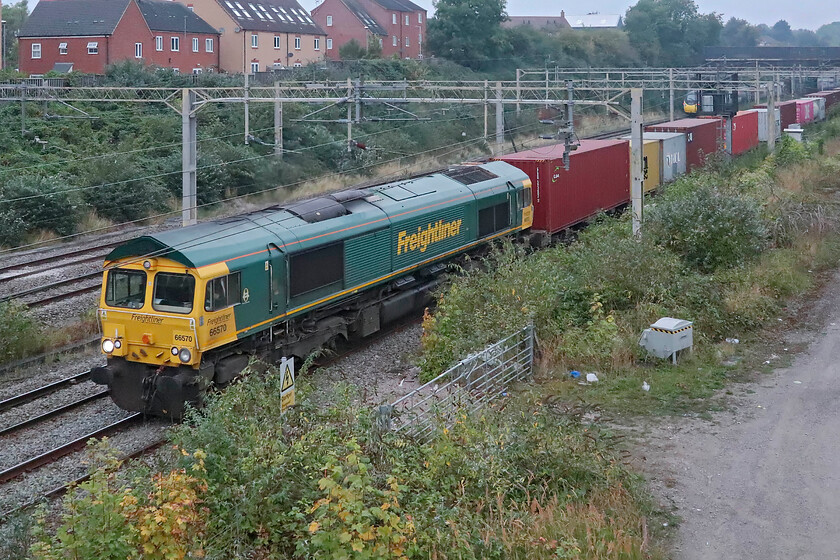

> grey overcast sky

[{"left": 298, "top": 0, "right": 839, "bottom": 31}]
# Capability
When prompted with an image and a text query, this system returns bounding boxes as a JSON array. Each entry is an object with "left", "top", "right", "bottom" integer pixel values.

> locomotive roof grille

[
  {"left": 282, "top": 197, "right": 348, "bottom": 223},
  {"left": 442, "top": 166, "right": 499, "bottom": 185}
]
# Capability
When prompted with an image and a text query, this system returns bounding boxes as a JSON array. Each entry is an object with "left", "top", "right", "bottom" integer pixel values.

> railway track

[
  {"left": 0, "top": 271, "right": 102, "bottom": 308},
  {"left": 0, "top": 241, "right": 118, "bottom": 278},
  {"left": 0, "top": 391, "right": 110, "bottom": 438},
  {"left": 0, "top": 370, "right": 93, "bottom": 413},
  {"left": 0, "top": 414, "right": 143, "bottom": 485}
]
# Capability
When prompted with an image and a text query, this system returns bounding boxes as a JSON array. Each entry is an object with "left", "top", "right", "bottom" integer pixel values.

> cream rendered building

[{"left": 177, "top": 0, "right": 326, "bottom": 72}]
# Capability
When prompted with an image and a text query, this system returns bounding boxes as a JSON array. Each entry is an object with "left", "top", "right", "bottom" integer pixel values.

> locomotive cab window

[
  {"left": 152, "top": 273, "right": 195, "bottom": 314},
  {"left": 517, "top": 185, "right": 532, "bottom": 208},
  {"left": 205, "top": 272, "right": 242, "bottom": 312},
  {"left": 105, "top": 269, "right": 146, "bottom": 309},
  {"left": 478, "top": 202, "right": 511, "bottom": 237},
  {"left": 289, "top": 243, "right": 344, "bottom": 298}
]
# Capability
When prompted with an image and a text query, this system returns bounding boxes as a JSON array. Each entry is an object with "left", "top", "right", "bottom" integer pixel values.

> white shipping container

[
  {"left": 810, "top": 97, "right": 826, "bottom": 121},
  {"left": 638, "top": 131, "right": 687, "bottom": 183},
  {"left": 756, "top": 108, "right": 782, "bottom": 141}
]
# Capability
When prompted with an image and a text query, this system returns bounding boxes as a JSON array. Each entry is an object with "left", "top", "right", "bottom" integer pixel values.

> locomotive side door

[{"left": 266, "top": 243, "right": 286, "bottom": 316}]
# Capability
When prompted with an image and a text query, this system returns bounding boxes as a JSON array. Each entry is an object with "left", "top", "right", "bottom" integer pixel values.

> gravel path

[
  {"left": 311, "top": 323, "right": 426, "bottom": 406},
  {"left": 639, "top": 269, "right": 840, "bottom": 559}
]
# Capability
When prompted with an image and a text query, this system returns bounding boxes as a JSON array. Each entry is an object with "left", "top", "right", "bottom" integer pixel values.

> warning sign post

[{"left": 280, "top": 357, "right": 295, "bottom": 411}]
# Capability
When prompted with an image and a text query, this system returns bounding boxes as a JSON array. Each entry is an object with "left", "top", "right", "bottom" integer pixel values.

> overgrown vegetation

[
  {"left": 31, "top": 363, "right": 662, "bottom": 559},
  {"left": 421, "top": 119, "right": 840, "bottom": 414}
]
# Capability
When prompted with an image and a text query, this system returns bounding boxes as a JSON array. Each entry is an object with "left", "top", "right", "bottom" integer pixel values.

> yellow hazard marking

[
  {"left": 282, "top": 364, "right": 294, "bottom": 391},
  {"left": 651, "top": 326, "right": 692, "bottom": 333}
]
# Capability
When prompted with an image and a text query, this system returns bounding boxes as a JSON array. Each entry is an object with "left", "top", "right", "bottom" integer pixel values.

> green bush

[
  {"left": 164, "top": 362, "right": 653, "bottom": 559},
  {"left": 647, "top": 186, "right": 767, "bottom": 272},
  {"left": 0, "top": 175, "right": 82, "bottom": 244},
  {"left": 0, "top": 301, "right": 43, "bottom": 363},
  {"left": 774, "top": 135, "right": 811, "bottom": 167},
  {"left": 77, "top": 155, "right": 170, "bottom": 222}
]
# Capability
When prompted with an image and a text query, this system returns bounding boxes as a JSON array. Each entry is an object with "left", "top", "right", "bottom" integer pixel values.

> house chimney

[{"left": 560, "top": 10, "right": 565, "bottom": 17}]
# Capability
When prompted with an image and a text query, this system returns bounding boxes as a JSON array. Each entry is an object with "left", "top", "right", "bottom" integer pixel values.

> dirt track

[{"left": 642, "top": 269, "right": 840, "bottom": 559}]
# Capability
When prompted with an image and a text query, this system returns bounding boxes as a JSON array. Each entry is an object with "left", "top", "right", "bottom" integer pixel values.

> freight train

[{"left": 92, "top": 88, "right": 840, "bottom": 417}]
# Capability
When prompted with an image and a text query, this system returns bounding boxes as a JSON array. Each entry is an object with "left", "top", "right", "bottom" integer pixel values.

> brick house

[
  {"left": 176, "top": 0, "right": 327, "bottom": 72},
  {"left": 17, "top": 0, "right": 220, "bottom": 75},
  {"left": 312, "top": 0, "right": 425, "bottom": 60},
  {"left": 311, "top": 0, "right": 386, "bottom": 60}
]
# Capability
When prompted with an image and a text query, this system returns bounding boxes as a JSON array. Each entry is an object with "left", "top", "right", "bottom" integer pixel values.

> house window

[
  {"left": 59, "top": 42, "right": 68, "bottom": 55},
  {"left": 405, "top": 36, "right": 409, "bottom": 47},
  {"left": 251, "top": 33, "right": 258, "bottom": 48},
  {"left": 294, "top": 36, "right": 301, "bottom": 49},
  {"left": 405, "top": 14, "right": 409, "bottom": 25},
  {"left": 314, "top": 37, "right": 320, "bottom": 50},
  {"left": 205, "top": 38, "right": 214, "bottom": 52},
  {"left": 135, "top": 42, "right": 143, "bottom": 58},
  {"left": 250, "top": 61, "right": 260, "bottom": 73},
  {"left": 418, "top": 13, "right": 422, "bottom": 23},
  {"left": 392, "top": 35, "right": 397, "bottom": 46},
  {"left": 192, "top": 37, "right": 199, "bottom": 52},
  {"left": 87, "top": 42, "right": 99, "bottom": 54},
  {"left": 193, "top": 68, "right": 203, "bottom": 75},
  {"left": 274, "top": 35, "right": 280, "bottom": 49},
  {"left": 31, "top": 43, "right": 41, "bottom": 59},
  {"left": 171, "top": 36, "right": 180, "bottom": 51},
  {"left": 156, "top": 36, "right": 163, "bottom": 51},
  {"left": 392, "top": 13, "right": 396, "bottom": 24},
  {"left": 326, "top": 15, "right": 332, "bottom": 26},
  {"left": 326, "top": 38, "right": 333, "bottom": 50},
  {"left": 293, "top": 62, "right": 302, "bottom": 67}
]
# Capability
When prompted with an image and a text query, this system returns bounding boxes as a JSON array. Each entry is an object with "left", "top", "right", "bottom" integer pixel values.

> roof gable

[
  {"left": 341, "top": 0, "right": 387, "bottom": 36},
  {"left": 18, "top": 0, "right": 132, "bottom": 38},
  {"left": 138, "top": 0, "right": 220, "bottom": 34},
  {"left": 216, "top": 0, "right": 326, "bottom": 34}
]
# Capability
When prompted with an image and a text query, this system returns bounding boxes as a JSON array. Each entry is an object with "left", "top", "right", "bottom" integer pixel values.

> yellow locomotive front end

[{"left": 93, "top": 256, "right": 211, "bottom": 416}]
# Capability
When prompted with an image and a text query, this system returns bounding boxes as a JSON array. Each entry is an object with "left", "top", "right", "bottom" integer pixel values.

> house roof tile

[
  {"left": 138, "top": 0, "right": 219, "bottom": 34},
  {"left": 341, "top": 0, "right": 387, "bottom": 36},
  {"left": 18, "top": 0, "right": 132, "bottom": 38},
  {"left": 367, "top": 0, "right": 423, "bottom": 13}
]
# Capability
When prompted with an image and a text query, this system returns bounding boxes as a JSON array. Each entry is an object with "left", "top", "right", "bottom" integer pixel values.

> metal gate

[{"left": 379, "top": 324, "right": 535, "bottom": 442}]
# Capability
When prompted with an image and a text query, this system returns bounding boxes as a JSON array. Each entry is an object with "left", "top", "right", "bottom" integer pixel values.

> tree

[
  {"left": 770, "top": 19, "right": 793, "bottom": 43},
  {"left": 721, "top": 17, "right": 759, "bottom": 47},
  {"left": 792, "top": 29, "right": 823, "bottom": 46},
  {"left": 426, "top": 0, "right": 509, "bottom": 69},
  {"left": 816, "top": 22, "right": 840, "bottom": 46},
  {"left": 2, "top": 0, "right": 28, "bottom": 69},
  {"left": 337, "top": 37, "right": 382, "bottom": 60},
  {"left": 624, "top": 0, "right": 722, "bottom": 65}
]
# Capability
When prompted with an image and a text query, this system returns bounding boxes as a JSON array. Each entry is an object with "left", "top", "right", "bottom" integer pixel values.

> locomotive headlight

[
  {"left": 114, "top": 339, "right": 122, "bottom": 349},
  {"left": 178, "top": 348, "right": 192, "bottom": 363},
  {"left": 171, "top": 346, "right": 179, "bottom": 356},
  {"left": 102, "top": 339, "right": 115, "bottom": 353}
]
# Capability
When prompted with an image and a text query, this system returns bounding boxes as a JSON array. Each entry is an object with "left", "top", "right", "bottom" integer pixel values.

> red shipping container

[
  {"left": 699, "top": 112, "right": 759, "bottom": 155},
  {"left": 731, "top": 110, "right": 759, "bottom": 155},
  {"left": 796, "top": 99, "right": 815, "bottom": 124},
  {"left": 494, "top": 139, "right": 630, "bottom": 235},
  {"left": 646, "top": 118, "right": 718, "bottom": 170}
]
